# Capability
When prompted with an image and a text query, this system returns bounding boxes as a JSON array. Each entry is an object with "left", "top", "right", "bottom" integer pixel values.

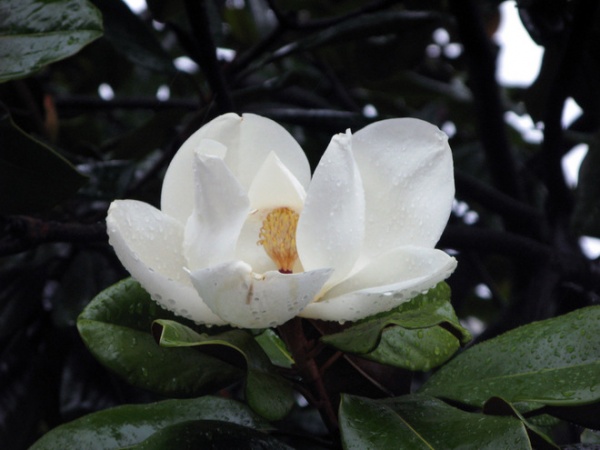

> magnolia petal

[
  {"left": 235, "top": 212, "right": 278, "bottom": 274},
  {"left": 161, "top": 114, "right": 240, "bottom": 224},
  {"left": 189, "top": 262, "right": 333, "bottom": 328},
  {"left": 162, "top": 113, "right": 310, "bottom": 223},
  {"left": 247, "top": 152, "right": 306, "bottom": 212},
  {"left": 299, "top": 246, "right": 457, "bottom": 322},
  {"left": 234, "top": 153, "right": 306, "bottom": 273},
  {"left": 106, "top": 200, "right": 225, "bottom": 325},
  {"left": 226, "top": 114, "right": 311, "bottom": 190},
  {"left": 296, "top": 131, "right": 365, "bottom": 286},
  {"left": 183, "top": 152, "right": 250, "bottom": 270},
  {"left": 351, "top": 118, "right": 454, "bottom": 260}
]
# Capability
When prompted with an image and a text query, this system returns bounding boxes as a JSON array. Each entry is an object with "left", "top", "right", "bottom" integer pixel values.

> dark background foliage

[{"left": 1, "top": 0, "right": 600, "bottom": 448}]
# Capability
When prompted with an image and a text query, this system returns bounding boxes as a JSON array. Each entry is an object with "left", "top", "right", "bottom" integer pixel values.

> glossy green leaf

[
  {"left": 0, "top": 0, "right": 102, "bottom": 82},
  {"left": 0, "top": 111, "right": 86, "bottom": 213},
  {"left": 90, "top": 0, "right": 175, "bottom": 73},
  {"left": 77, "top": 278, "right": 242, "bottom": 397},
  {"left": 255, "top": 328, "right": 294, "bottom": 369},
  {"left": 128, "top": 420, "right": 292, "bottom": 450},
  {"left": 321, "top": 283, "right": 470, "bottom": 371},
  {"left": 420, "top": 307, "right": 600, "bottom": 410},
  {"left": 483, "top": 397, "right": 558, "bottom": 449},
  {"left": 581, "top": 428, "right": 600, "bottom": 444},
  {"left": 339, "top": 394, "right": 536, "bottom": 450},
  {"left": 572, "top": 138, "right": 600, "bottom": 238},
  {"left": 154, "top": 320, "right": 295, "bottom": 421},
  {"left": 30, "top": 397, "right": 269, "bottom": 450}
]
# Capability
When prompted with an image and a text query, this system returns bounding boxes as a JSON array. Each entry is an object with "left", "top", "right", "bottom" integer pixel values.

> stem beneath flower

[{"left": 277, "top": 317, "right": 339, "bottom": 434}]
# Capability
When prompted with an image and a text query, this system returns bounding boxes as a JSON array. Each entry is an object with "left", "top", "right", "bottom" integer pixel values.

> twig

[
  {"left": 0, "top": 216, "right": 106, "bottom": 256},
  {"left": 540, "top": 0, "right": 599, "bottom": 220},
  {"left": 266, "top": 0, "right": 397, "bottom": 31},
  {"left": 54, "top": 95, "right": 200, "bottom": 111},
  {"left": 441, "top": 225, "right": 551, "bottom": 262},
  {"left": 228, "top": 25, "right": 286, "bottom": 78},
  {"left": 183, "top": 0, "right": 234, "bottom": 113},
  {"left": 278, "top": 318, "right": 339, "bottom": 434},
  {"left": 448, "top": 0, "right": 522, "bottom": 201},
  {"left": 454, "top": 170, "right": 542, "bottom": 228}
]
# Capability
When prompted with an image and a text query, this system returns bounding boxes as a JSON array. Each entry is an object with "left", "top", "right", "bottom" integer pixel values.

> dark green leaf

[
  {"left": 0, "top": 0, "right": 102, "bottom": 82},
  {"left": 483, "top": 397, "right": 558, "bottom": 449},
  {"left": 154, "top": 320, "right": 295, "bottom": 421},
  {"left": 321, "top": 283, "right": 470, "bottom": 371},
  {"left": 581, "top": 428, "right": 600, "bottom": 444},
  {"left": 255, "top": 328, "right": 294, "bottom": 369},
  {"left": 90, "top": 0, "right": 175, "bottom": 73},
  {"left": 30, "top": 397, "right": 269, "bottom": 450},
  {"left": 339, "top": 394, "right": 536, "bottom": 450},
  {"left": 128, "top": 420, "right": 292, "bottom": 450},
  {"left": 420, "top": 307, "right": 600, "bottom": 411},
  {"left": 77, "top": 278, "right": 242, "bottom": 397},
  {"left": 0, "top": 111, "right": 86, "bottom": 213}
]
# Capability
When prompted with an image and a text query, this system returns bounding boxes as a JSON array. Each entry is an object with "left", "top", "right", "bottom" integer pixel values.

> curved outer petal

[
  {"left": 161, "top": 113, "right": 311, "bottom": 224},
  {"left": 299, "top": 246, "right": 457, "bottom": 322},
  {"left": 106, "top": 200, "right": 225, "bottom": 325},
  {"left": 183, "top": 151, "right": 250, "bottom": 270},
  {"left": 296, "top": 131, "right": 365, "bottom": 287},
  {"left": 189, "top": 262, "right": 333, "bottom": 328},
  {"left": 351, "top": 118, "right": 454, "bottom": 261}
]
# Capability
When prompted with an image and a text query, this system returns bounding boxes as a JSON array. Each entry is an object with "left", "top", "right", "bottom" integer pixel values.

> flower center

[{"left": 258, "top": 207, "right": 299, "bottom": 274}]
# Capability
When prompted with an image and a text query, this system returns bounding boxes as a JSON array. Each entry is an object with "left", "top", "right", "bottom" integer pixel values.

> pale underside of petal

[
  {"left": 296, "top": 131, "right": 365, "bottom": 287},
  {"left": 189, "top": 261, "right": 333, "bottom": 328},
  {"left": 299, "top": 246, "right": 457, "bottom": 322},
  {"left": 351, "top": 118, "right": 454, "bottom": 261},
  {"left": 161, "top": 113, "right": 310, "bottom": 223},
  {"left": 184, "top": 152, "right": 250, "bottom": 270},
  {"left": 106, "top": 200, "right": 225, "bottom": 325},
  {"left": 247, "top": 152, "right": 306, "bottom": 212}
]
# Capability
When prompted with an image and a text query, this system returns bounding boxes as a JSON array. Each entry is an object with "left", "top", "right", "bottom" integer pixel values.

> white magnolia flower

[{"left": 107, "top": 113, "right": 456, "bottom": 328}]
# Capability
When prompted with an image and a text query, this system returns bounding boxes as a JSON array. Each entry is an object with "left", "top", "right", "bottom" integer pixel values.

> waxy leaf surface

[
  {"left": 420, "top": 307, "right": 600, "bottom": 412},
  {"left": 322, "top": 283, "right": 470, "bottom": 371},
  {"left": 77, "top": 278, "right": 242, "bottom": 397},
  {"left": 154, "top": 319, "right": 295, "bottom": 421}
]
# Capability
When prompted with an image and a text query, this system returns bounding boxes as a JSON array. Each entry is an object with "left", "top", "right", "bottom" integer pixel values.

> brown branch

[
  {"left": 540, "top": 0, "right": 599, "bottom": 220},
  {"left": 266, "top": 0, "right": 397, "bottom": 31},
  {"left": 183, "top": 0, "right": 234, "bottom": 113},
  {"left": 277, "top": 317, "right": 339, "bottom": 434},
  {"left": 448, "top": 0, "right": 523, "bottom": 202},
  {"left": 0, "top": 216, "right": 106, "bottom": 256},
  {"left": 54, "top": 95, "right": 201, "bottom": 111},
  {"left": 454, "top": 170, "right": 542, "bottom": 228}
]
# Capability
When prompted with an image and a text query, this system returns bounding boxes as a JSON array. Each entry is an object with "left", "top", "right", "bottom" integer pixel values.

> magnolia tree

[{"left": 1, "top": 0, "right": 599, "bottom": 449}]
